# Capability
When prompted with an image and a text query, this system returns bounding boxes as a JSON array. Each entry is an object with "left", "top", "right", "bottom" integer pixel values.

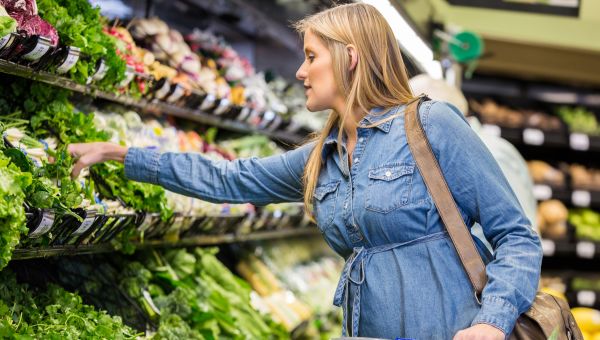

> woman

[{"left": 69, "top": 3, "right": 542, "bottom": 339}]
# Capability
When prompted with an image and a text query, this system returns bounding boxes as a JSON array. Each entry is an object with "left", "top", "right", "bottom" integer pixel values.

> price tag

[
  {"left": 572, "top": 190, "right": 591, "bottom": 207},
  {"left": 91, "top": 60, "right": 108, "bottom": 81},
  {"left": 237, "top": 107, "right": 251, "bottom": 121},
  {"left": 22, "top": 41, "right": 50, "bottom": 61},
  {"left": 576, "top": 241, "right": 596, "bottom": 259},
  {"left": 155, "top": 81, "right": 171, "bottom": 100},
  {"left": 72, "top": 216, "right": 96, "bottom": 236},
  {"left": 166, "top": 85, "right": 185, "bottom": 103},
  {"left": 0, "top": 34, "right": 12, "bottom": 50},
  {"left": 56, "top": 51, "right": 80, "bottom": 74},
  {"left": 533, "top": 185, "right": 553, "bottom": 201},
  {"left": 523, "top": 128, "right": 544, "bottom": 145},
  {"left": 199, "top": 94, "right": 216, "bottom": 111},
  {"left": 541, "top": 239, "right": 555, "bottom": 257},
  {"left": 482, "top": 124, "right": 502, "bottom": 138},
  {"left": 28, "top": 211, "right": 55, "bottom": 238},
  {"left": 570, "top": 133, "right": 590, "bottom": 151},
  {"left": 142, "top": 289, "right": 161, "bottom": 315},
  {"left": 213, "top": 99, "right": 231, "bottom": 115},
  {"left": 577, "top": 291, "right": 596, "bottom": 306}
]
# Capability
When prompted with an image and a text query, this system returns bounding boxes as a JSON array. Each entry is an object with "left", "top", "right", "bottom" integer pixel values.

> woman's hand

[
  {"left": 68, "top": 142, "right": 128, "bottom": 178},
  {"left": 453, "top": 324, "right": 505, "bottom": 340}
]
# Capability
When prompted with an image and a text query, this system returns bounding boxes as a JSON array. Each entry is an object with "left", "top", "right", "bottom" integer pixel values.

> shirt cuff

[
  {"left": 124, "top": 147, "right": 161, "bottom": 185},
  {"left": 471, "top": 296, "right": 519, "bottom": 336}
]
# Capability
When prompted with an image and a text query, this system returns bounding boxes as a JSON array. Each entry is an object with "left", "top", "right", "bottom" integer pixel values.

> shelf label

[
  {"left": 155, "top": 81, "right": 171, "bottom": 99},
  {"left": 199, "top": 94, "right": 216, "bottom": 110},
  {"left": 213, "top": 99, "right": 231, "bottom": 115},
  {"left": 237, "top": 106, "right": 251, "bottom": 121},
  {"left": 166, "top": 85, "right": 185, "bottom": 103},
  {"left": 28, "top": 211, "right": 55, "bottom": 238},
  {"left": 572, "top": 190, "right": 591, "bottom": 207},
  {"left": 482, "top": 124, "right": 501, "bottom": 137},
  {"left": 576, "top": 241, "right": 596, "bottom": 259},
  {"left": 570, "top": 133, "right": 590, "bottom": 151},
  {"left": 577, "top": 290, "right": 596, "bottom": 307},
  {"left": 533, "top": 185, "right": 553, "bottom": 201},
  {"left": 22, "top": 41, "right": 51, "bottom": 61},
  {"left": 56, "top": 49, "right": 80, "bottom": 74},
  {"left": 142, "top": 289, "right": 161, "bottom": 315},
  {"left": 72, "top": 216, "right": 96, "bottom": 236},
  {"left": 0, "top": 34, "right": 12, "bottom": 50},
  {"left": 523, "top": 128, "right": 544, "bottom": 145},
  {"left": 541, "top": 239, "right": 555, "bottom": 257},
  {"left": 91, "top": 60, "right": 108, "bottom": 81}
]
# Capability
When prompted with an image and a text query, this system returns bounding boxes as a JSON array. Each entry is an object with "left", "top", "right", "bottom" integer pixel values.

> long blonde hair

[{"left": 294, "top": 3, "right": 415, "bottom": 217}]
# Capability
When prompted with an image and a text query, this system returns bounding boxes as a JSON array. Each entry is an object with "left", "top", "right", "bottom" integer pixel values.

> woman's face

[{"left": 296, "top": 29, "right": 339, "bottom": 112}]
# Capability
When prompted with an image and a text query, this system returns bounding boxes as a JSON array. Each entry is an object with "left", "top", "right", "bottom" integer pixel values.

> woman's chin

[{"left": 305, "top": 101, "right": 329, "bottom": 112}]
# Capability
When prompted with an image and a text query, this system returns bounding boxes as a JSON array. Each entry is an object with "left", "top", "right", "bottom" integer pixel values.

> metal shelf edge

[
  {"left": 0, "top": 60, "right": 306, "bottom": 145},
  {"left": 11, "top": 227, "right": 320, "bottom": 260}
]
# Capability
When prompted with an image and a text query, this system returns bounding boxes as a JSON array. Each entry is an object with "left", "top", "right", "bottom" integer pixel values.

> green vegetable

[
  {"left": 556, "top": 106, "right": 600, "bottom": 135},
  {"left": 0, "top": 154, "right": 28, "bottom": 270},
  {"left": 0, "top": 15, "right": 16, "bottom": 38},
  {"left": 37, "top": 0, "right": 126, "bottom": 90},
  {"left": 0, "top": 270, "right": 141, "bottom": 339}
]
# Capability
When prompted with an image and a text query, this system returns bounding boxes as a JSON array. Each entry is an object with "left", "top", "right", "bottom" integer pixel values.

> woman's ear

[{"left": 346, "top": 44, "right": 358, "bottom": 72}]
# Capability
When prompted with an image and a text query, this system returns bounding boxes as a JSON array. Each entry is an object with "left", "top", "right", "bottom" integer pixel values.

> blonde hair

[{"left": 294, "top": 3, "right": 415, "bottom": 218}]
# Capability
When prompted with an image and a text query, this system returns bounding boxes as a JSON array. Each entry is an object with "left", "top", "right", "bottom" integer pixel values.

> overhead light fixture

[{"left": 361, "top": 0, "right": 442, "bottom": 79}]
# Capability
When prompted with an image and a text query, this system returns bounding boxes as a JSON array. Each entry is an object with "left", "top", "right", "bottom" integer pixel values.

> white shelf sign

[
  {"left": 533, "top": 185, "right": 553, "bottom": 201},
  {"left": 541, "top": 239, "right": 556, "bottom": 257},
  {"left": 570, "top": 133, "right": 590, "bottom": 151},
  {"left": 523, "top": 129, "right": 545, "bottom": 145},
  {"left": 577, "top": 291, "right": 596, "bottom": 307},
  {"left": 572, "top": 190, "right": 592, "bottom": 208},
  {"left": 576, "top": 241, "right": 596, "bottom": 259}
]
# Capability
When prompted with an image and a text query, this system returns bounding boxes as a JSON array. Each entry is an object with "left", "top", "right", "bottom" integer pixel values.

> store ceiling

[{"left": 396, "top": 0, "right": 600, "bottom": 87}]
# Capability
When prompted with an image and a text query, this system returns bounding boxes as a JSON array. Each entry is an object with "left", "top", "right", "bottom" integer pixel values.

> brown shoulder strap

[{"left": 404, "top": 96, "right": 487, "bottom": 296}]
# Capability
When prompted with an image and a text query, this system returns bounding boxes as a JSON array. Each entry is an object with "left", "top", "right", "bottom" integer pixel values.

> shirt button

[
  {"left": 385, "top": 171, "right": 392, "bottom": 177},
  {"left": 353, "top": 158, "right": 359, "bottom": 163},
  {"left": 358, "top": 137, "right": 364, "bottom": 143}
]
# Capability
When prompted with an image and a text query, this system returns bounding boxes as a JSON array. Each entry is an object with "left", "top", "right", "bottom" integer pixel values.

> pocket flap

[
  {"left": 368, "top": 164, "right": 414, "bottom": 181},
  {"left": 314, "top": 181, "right": 340, "bottom": 201}
]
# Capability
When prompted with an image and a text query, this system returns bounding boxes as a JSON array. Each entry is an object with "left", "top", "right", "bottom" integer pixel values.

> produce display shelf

[
  {"left": 533, "top": 185, "right": 600, "bottom": 209},
  {"left": 11, "top": 227, "right": 320, "bottom": 260},
  {"left": 480, "top": 123, "right": 600, "bottom": 152},
  {"left": 541, "top": 238, "right": 600, "bottom": 261},
  {"left": 566, "top": 290, "right": 600, "bottom": 310},
  {"left": 0, "top": 59, "right": 306, "bottom": 145}
]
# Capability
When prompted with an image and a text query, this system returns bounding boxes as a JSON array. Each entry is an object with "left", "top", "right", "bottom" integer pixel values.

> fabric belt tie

[{"left": 333, "top": 231, "right": 449, "bottom": 336}]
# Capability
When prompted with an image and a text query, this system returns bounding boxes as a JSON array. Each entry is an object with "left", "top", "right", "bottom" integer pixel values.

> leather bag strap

[{"left": 404, "top": 96, "right": 488, "bottom": 296}]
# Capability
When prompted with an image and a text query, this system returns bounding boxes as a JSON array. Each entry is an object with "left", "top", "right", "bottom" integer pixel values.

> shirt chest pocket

[
  {"left": 313, "top": 180, "right": 340, "bottom": 230},
  {"left": 366, "top": 164, "right": 415, "bottom": 213}
]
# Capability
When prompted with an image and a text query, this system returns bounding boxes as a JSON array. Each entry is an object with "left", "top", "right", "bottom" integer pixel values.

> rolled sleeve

[
  {"left": 471, "top": 296, "right": 520, "bottom": 335},
  {"left": 124, "top": 147, "right": 161, "bottom": 184}
]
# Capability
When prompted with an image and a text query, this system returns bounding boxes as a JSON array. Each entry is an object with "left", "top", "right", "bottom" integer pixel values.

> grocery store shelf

[
  {"left": 0, "top": 59, "right": 307, "bottom": 145},
  {"left": 463, "top": 77, "right": 600, "bottom": 109},
  {"left": 566, "top": 290, "right": 600, "bottom": 310},
  {"left": 541, "top": 238, "right": 600, "bottom": 260},
  {"left": 480, "top": 123, "right": 600, "bottom": 152},
  {"left": 11, "top": 227, "right": 321, "bottom": 260},
  {"left": 533, "top": 185, "right": 600, "bottom": 209}
]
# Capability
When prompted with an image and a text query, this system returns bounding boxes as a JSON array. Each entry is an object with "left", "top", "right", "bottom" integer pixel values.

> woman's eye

[{"left": 307, "top": 55, "right": 315, "bottom": 62}]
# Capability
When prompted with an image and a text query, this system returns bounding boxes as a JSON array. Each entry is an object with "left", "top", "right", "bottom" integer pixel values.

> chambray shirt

[{"left": 124, "top": 100, "right": 542, "bottom": 339}]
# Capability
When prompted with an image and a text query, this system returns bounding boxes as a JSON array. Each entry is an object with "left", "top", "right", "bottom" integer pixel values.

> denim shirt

[{"left": 125, "top": 100, "right": 542, "bottom": 339}]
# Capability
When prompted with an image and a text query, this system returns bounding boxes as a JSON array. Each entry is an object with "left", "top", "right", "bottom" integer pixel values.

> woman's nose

[{"left": 296, "top": 63, "right": 307, "bottom": 81}]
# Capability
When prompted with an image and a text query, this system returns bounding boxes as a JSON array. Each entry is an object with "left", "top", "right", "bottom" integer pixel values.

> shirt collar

[
  {"left": 321, "top": 105, "right": 403, "bottom": 161},
  {"left": 358, "top": 105, "right": 402, "bottom": 133}
]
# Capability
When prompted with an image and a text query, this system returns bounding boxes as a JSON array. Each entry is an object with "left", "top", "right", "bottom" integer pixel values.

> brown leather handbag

[{"left": 404, "top": 96, "right": 583, "bottom": 340}]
